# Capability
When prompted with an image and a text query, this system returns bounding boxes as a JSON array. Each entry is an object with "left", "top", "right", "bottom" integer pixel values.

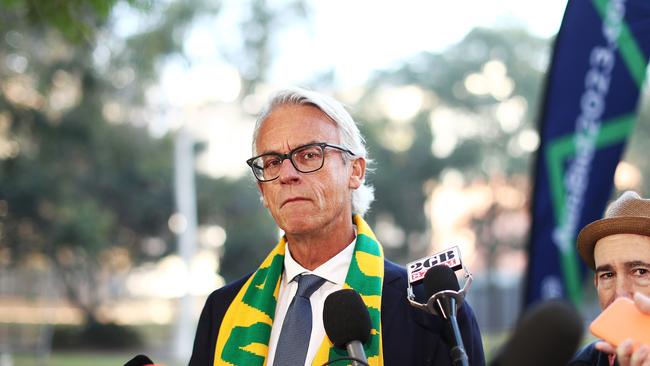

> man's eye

[
  {"left": 300, "top": 149, "right": 321, "bottom": 160},
  {"left": 263, "top": 158, "right": 282, "bottom": 168},
  {"left": 599, "top": 272, "right": 615, "bottom": 280},
  {"left": 632, "top": 268, "right": 649, "bottom": 276}
]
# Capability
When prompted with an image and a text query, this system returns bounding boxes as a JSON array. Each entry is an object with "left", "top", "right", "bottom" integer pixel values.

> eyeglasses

[{"left": 246, "top": 142, "right": 356, "bottom": 182}]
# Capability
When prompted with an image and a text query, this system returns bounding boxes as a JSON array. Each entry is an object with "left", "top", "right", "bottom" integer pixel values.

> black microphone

[
  {"left": 123, "top": 354, "right": 155, "bottom": 366},
  {"left": 323, "top": 289, "right": 371, "bottom": 366},
  {"left": 489, "top": 300, "right": 584, "bottom": 366},
  {"left": 423, "top": 264, "right": 469, "bottom": 366}
]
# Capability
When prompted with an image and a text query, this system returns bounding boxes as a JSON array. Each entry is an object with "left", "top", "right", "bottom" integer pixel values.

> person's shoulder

[
  {"left": 382, "top": 259, "right": 408, "bottom": 292},
  {"left": 383, "top": 258, "right": 407, "bottom": 279},
  {"left": 568, "top": 341, "right": 606, "bottom": 365}
]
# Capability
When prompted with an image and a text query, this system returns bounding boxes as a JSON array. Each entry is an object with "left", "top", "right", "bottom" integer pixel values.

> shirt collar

[{"left": 283, "top": 229, "right": 357, "bottom": 286}]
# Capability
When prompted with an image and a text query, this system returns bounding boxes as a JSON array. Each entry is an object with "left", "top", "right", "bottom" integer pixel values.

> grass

[
  {"left": 11, "top": 352, "right": 133, "bottom": 366},
  {"left": 4, "top": 323, "right": 183, "bottom": 366},
  {"left": 7, "top": 335, "right": 507, "bottom": 366},
  {"left": 4, "top": 329, "right": 597, "bottom": 365},
  {"left": 10, "top": 351, "right": 189, "bottom": 366}
]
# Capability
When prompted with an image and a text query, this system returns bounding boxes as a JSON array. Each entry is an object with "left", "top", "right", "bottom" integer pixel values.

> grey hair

[{"left": 252, "top": 87, "right": 375, "bottom": 217}]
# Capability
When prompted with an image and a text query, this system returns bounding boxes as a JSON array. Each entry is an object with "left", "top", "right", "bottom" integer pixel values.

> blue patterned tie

[{"left": 273, "top": 274, "right": 327, "bottom": 366}]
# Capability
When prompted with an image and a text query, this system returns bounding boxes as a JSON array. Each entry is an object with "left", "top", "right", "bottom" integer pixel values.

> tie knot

[{"left": 295, "top": 274, "right": 326, "bottom": 299}]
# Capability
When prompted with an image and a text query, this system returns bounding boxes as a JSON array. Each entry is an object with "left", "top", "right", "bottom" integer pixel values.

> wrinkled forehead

[
  {"left": 252, "top": 92, "right": 352, "bottom": 151},
  {"left": 255, "top": 104, "right": 340, "bottom": 153},
  {"left": 594, "top": 233, "right": 650, "bottom": 268}
]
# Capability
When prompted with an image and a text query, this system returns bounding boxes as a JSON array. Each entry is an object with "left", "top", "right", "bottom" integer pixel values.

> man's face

[
  {"left": 254, "top": 104, "right": 364, "bottom": 235},
  {"left": 593, "top": 233, "right": 650, "bottom": 310}
]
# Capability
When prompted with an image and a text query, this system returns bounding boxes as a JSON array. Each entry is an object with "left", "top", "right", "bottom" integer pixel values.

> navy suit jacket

[{"left": 189, "top": 259, "right": 485, "bottom": 366}]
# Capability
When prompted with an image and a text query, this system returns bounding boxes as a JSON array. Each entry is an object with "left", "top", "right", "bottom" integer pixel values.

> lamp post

[
  {"left": 156, "top": 59, "right": 204, "bottom": 362},
  {"left": 172, "top": 122, "right": 198, "bottom": 361},
  {"left": 158, "top": 57, "right": 241, "bottom": 363}
]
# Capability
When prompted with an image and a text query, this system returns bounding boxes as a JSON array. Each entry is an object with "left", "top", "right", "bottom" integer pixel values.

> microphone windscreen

[
  {"left": 323, "top": 289, "right": 372, "bottom": 348},
  {"left": 424, "top": 264, "right": 460, "bottom": 299},
  {"left": 490, "top": 300, "right": 584, "bottom": 366},
  {"left": 124, "top": 354, "right": 154, "bottom": 366}
]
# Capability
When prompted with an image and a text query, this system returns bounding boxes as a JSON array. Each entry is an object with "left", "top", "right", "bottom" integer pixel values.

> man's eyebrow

[
  {"left": 256, "top": 149, "right": 282, "bottom": 156},
  {"left": 594, "top": 261, "right": 650, "bottom": 272},
  {"left": 258, "top": 140, "right": 322, "bottom": 156},
  {"left": 595, "top": 264, "right": 613, "bottom": 273},
  {"left": 624, "top": 260, "right": 650, "bottom": 269}
]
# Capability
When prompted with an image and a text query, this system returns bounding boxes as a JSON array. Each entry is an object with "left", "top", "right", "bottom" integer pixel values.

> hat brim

[{"left": 577, "top": 216, "right": 650, "bottom": 270}]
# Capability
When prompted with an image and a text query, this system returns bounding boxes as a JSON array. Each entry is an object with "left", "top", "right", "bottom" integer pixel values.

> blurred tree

[
  {"left": 0, "top": 0, "right": 150, "bottom": 42},
  {"left": 0, "top": 0, "right": 185, "bottom": 325},
  {"left": 195, "top": 175, "right": 278, "bottom": 282},
  {"left": 0, "top": 0, "right": 308, "bottom": 329},
  {"left": 352, "top": 27, "right": 549, "bottom": 263}
]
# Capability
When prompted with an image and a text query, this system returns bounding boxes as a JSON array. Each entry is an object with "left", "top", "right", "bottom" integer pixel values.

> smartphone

[{"left": 590, "top": 297, "right": 650, "bottom": 351}]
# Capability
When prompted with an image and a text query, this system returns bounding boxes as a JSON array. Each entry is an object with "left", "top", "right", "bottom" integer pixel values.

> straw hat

[{"left": 577, "top": 191, "right": 650, "bottom": 270}]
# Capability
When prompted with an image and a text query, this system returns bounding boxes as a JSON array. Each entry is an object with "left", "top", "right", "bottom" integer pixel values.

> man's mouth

[{"left": 281, "top": 197, "right": 309, "bottom": 207}]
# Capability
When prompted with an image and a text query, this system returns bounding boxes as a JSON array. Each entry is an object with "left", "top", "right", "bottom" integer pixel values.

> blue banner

[{"left": 524, "top": 0, "right": 650, "bottom": 307}]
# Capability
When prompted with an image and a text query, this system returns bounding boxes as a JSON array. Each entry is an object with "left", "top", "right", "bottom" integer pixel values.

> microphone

[
  {"left": 406, "top": 245, "right": 472, "bottom": 313},
  {"left": 489, "top": 300, "right": 584, "bottom": 366},
  {"left": 423, "top": 264, "right": 469, "bottom": 366},
  {"left": 123, "top": 354, "right": 156, "bottom": 366},
  {"left": 323, "top": 289, "right": 371, "bottom": 366}
]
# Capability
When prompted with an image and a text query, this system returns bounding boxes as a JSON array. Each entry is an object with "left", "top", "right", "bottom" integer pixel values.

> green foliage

[
  {"left": 122, "top": 0, "right": 222, "bottom": 85},
  {"left": 356, "top": 27, "right": 548, "bottom": 262},
  {"left": 0, "top": 0, "right": 310, "bottom": 325},
  {"left": 195, "top": 175, "right": 277, "bottom": 282},
  {"left": 0, "top": 0, "right": 186, "bottom": 323},
  {"left": 0, "top": 0, "right": 152, "bottom": 42},
  {"left": 1, "top": 95, "right": 176, "bottom": 260}
]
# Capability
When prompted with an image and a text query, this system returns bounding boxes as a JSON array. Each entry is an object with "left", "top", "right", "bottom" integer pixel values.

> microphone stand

[
  {"left": 408, "top": 268, "right": 473, "bottom": 366},
  {"left": 436, "top": 296, "right": 469, "bottom": 366},
  {"left": 346, "top": 341, "right": 368, "bottom": 366}
]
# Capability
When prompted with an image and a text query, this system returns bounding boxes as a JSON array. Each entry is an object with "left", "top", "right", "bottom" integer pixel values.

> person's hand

[
  {"left": 595, "top": 292, "right": 650, "bottom": 366},
  {"left": 631, "top": 292, "right": 650, "bottom": 313}
]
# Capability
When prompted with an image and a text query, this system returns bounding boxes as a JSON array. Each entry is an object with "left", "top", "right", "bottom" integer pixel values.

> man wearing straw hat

[{"left": 569, "top": 191, "right": 650, "bottom": 366}]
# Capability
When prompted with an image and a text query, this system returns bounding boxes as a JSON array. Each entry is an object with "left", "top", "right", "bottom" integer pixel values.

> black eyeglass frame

[{"left": 246, "top": 142, "right": 356, "bottom": 182}]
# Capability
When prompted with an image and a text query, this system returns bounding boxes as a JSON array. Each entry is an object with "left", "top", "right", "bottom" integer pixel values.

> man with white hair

[
  {"left": 570, "top": 191, "right": 650, "bottom": 366},
  {"left": 188, "top": 87, "right": 485, "bottom": 365}
]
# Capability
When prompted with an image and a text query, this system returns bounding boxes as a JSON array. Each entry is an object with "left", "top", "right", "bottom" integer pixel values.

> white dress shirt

[{"left": 266, "top": 237, "right": 356, "bottom": 366}]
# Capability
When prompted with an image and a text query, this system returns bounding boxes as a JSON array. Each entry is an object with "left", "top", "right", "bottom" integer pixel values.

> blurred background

[{"left": 1, "top": 0, "right": 649, "bottom": 365}]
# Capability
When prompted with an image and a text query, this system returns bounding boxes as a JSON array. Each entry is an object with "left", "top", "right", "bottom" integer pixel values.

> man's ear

[{"left": 348, "top": 158, "right": 366, "bottom": 189}]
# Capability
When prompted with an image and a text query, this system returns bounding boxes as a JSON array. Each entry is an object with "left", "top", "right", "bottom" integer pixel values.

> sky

[
  {"left": 145, "top": 0, "right": 570, "bottom": 178},
  {"left": 270, "top": 0, "right": 569, "bottom": 87}
]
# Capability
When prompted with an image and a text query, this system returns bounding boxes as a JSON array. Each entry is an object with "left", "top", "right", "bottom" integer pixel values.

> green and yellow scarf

[{"left": 214, "top": 214, "right": 385, "bottom": 366}]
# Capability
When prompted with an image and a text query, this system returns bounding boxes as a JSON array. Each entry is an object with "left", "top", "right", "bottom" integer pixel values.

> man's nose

[
  {"left": 278, "top": 158, "right": 300, "bottom": 183},
  {"left": 615, "top": 276, "right": 634, "bottom": 299}
]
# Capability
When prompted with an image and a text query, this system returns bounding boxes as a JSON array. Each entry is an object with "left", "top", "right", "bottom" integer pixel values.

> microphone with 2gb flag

[
  {"left": 423, "top": 264, "right": 469, "bottom": 366},
  {"left": 489, "top": 300, "right": 583, "bottom": 366},
  {"left": 406, "top": 246, "right": 472, "bottom": 366},
  {"left": 322, "top": 289, "right": 371, "bottom": 366}
]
